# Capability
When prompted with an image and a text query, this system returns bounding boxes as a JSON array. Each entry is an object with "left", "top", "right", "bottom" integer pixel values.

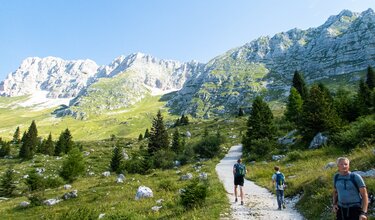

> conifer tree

[
  {"left": 301, "top": 84, "right": 341, "bottom": 140},
  {"left": 60, "top": 147, "right": 85, "bottom": 183},
  {"left": 0, "top": 167, "right": 17, "bottom": 197},
  {"left": 148, "top": 110, "right": 169, "bottom": 155},
  {"left": 40, "top": 133, "right": 54, "bottom": 156},
  {"left": 333, "top": 88, "right": 357, "bottom": 122},
  {"left": 285, "top": 87, "right": 303, "bottom": 125},
  {"left": 110, "top": 145, "right": 123, "bottom": 173},
  {"left": 366, "top": 66, "right": 375, "bottom": 90},
  {"left": 12, "top": 126, "right": 21, "bottom": 144},
  {"left": 171, "top": 128, "right": 183, "bottom": 154},
  {"left": 144, "top": 128, "right": 150, "bottom": 138},
  {"left": 356, "top": 79, "right": 372, "bottom": 116},
  {"left": 292, "top": 71, "right": 308, "bottom": 99},
  {"left": 238, "top": 107, "right": 244, "bottom": 117},
  {"left": 180, "top": 114, "right": 189, "bottom": 125},
  {"left": 138, "top": 134, "right": 143, "bottom": 141},
  {"left": 242, "top": 96, "right": 275, "bottom": 151},
  {"left": 27, "top": 120, "right": 38, "bottom": 154},
  {"left": 55, "top": 128, "right": 74, "bottom": 155}
]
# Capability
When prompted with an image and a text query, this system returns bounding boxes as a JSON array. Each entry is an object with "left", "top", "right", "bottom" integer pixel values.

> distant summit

[{"left": 1, "top": 9, "right": 375, "bottom": 118}]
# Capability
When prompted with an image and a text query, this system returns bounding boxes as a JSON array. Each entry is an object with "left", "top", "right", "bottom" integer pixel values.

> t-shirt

[
  {"left": 334, "top": 172, "right": 366, "bottom": 207},
  {"left": 272, "top": 171, "right": 285, "bottom": 190}
]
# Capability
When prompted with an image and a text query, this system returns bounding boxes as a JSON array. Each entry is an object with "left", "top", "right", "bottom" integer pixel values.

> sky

[{"left": 1, "top": 0, "right": 375, "bottom": 81}]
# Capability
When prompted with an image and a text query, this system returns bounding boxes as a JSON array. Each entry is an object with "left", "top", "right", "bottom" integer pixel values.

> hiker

[
  {"left": 272, "top": 166, "right": 286, "bottom": 210},
  {"left": 332, "top": 157, "right": 368, "bottom": 220},
  {"left": 233, "top": 158, "right": 247, "bottom": 205}
]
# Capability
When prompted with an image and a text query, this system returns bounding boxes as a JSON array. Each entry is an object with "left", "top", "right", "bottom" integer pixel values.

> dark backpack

[
  {"left": 275, "top": 173, "right": 285, "bottom": 187},
  {"left": 235, "top": 164, "right": 245, "bottom": 177}
]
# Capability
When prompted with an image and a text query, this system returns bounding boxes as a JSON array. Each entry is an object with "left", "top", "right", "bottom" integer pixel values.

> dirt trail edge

[{"left": 215, "top": 144, "right": 305, "bottom": 220}]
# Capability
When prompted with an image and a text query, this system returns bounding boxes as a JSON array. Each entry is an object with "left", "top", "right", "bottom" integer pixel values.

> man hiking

[
  {"left": 233, "top": 158, "right": 247, "bottom": 205},
  {"left": 272, "top": 166, "right": 286, "bottom": 210},
  {"left": 333, "top": 157, "right": 368, "bottom": 220}
]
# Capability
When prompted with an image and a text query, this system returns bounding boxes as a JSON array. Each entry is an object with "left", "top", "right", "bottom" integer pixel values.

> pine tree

[
  {"left": 148, "top": 110, "right": 169, "bottom": 155},
  {"left": 138, "top": 134, "right": 143, "bottom": 141},
  {"left": 144, "top": 129, "right": 150, "bottom": 138},
  {"left": 242, "top": 96, "right": 275, "bottom": 151},
  {"left": 0, "top": 167, "right": 17, "bottom": 197},
  {"left": 19, "top": 133, "right": 32, "bottom": 159},
  {"left": 12, "top": 126, "right": 21, "bottom": 144},
  {"left": 285, "top": 87, "right": 303, "bottom": 125},
  {"left": 356, "top": 79, "right": 372, "bottom": 116},
  {"left": 55, "top": 128, "right": 74, "bottom": 155},
  {"left": 60, "top": 147, "right": 85, "bottom": 183},
  {"left": 110, "top": 145, "right": 123, "bottom": 173},
  {"left": 366, "top": 66, "right": 375, "bottom": 90},
  {"left": 27, "top": 120, "right": 38, "bottom": 154},
  {"left": 180, "top": 114, "right": 189, "bottom": 125},
  {"left": 333, "top": 88, "right": 357, "bottom": 122},
  {"left": 238, "top": 107, "right": 244, "bottom": 117},
  {"left": 301, "top": 84, "right": 341, "bottom": 140},
  {"left": 171, "top": 128, "right": 183, "bottom": 154},
  {"left": 40, "top": 133, "right": 54, "bottom": 156},
  {"left": 292, "top": 71, "right": 308, "bottom": 99}
]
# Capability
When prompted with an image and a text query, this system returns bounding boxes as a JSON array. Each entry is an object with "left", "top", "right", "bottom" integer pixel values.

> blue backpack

[
  {"left": 276, "top": 173, "right": 285, "bottom": 187},
  {"left": 235, "top": 164, "right": 246, "bottom": 177}
]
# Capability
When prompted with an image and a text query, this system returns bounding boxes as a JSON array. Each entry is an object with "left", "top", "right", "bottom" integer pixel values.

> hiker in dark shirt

[
  {"left": 332, "top": 157, "right": 368, "bottom": 220},
  {"left": 233, "top": 158, "right": 247, "bottom": 205}
]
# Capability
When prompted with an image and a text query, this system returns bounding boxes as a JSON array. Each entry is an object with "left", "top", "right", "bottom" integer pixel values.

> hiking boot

[
  {"left": 234, "top": 198, "right": 238, "bottom": 203},
  {"left": 277, "top": 207, "right": 282, "bottom": 210},
  {"left": 241, "top": 201, "right": 244, "bottom": 205},
  {"left": 282, "top": 203, "right": 286, "bottom": 209}
]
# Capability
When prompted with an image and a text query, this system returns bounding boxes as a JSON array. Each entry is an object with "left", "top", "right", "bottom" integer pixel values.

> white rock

[{"left": 135, "top": 186, "right": 153, "bottom": 200}]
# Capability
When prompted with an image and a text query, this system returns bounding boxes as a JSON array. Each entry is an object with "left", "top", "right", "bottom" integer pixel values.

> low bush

[{"left": 180, "top": 179, "right": 208, "bottom": 209}]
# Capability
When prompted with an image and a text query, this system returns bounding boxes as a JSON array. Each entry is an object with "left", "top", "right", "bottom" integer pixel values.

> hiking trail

[{"left": 215, "top": 144, "right": 304, "bottom": 220}]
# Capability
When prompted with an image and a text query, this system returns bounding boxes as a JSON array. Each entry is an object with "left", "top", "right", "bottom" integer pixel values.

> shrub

[
  {"left": 331, "top": 116, "right": 375, "bottom": 151},
  {"left": 194, "top": 135, "right": 223, "bottom": 159},
  {"left": 151, "top": 149, "right": 176, "bottom": 169},
  {"left": 180, "top": 179, "right": 208, "bottom": 209},
  {"left": 248, "top": 138, "right": 277, "bottom": 161},
  {"left": 285, "top": 150, "right": 304, "bottom": 162},
  {"left": 158, "top": 179, "right": 177, "bottom": 192},
  {"left": 28, "top": 192, "right": 45, "bottom": 207},
  {"left": 0, "top": 167, "right": 17, "bottom": 197},
  {"left": 25, "top": 170, "right": 45, "bottom": 192},
  {"left": 44, "top": 176, "right": 64, "bottom": 189},
  {"left": 60, "top": 148, "right": 85, "bottom": 183},
  {"left": 58, "top": 207, "right": 97, "bottom": 220}
]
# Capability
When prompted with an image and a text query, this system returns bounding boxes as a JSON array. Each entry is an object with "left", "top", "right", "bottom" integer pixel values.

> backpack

[
  {"left": 334, "top": 173, "right": 359, "bottom": 192},
  {"left": 235, "top": 164, "right": 246, "bottom": 177},
  {"left": 275, "top": 173, "right": 285, "bottom": 187}
]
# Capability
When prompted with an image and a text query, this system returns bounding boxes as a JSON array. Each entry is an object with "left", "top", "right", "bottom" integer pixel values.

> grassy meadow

[{"left": 0, "top": 94, "right": 374, "bottom": 219}]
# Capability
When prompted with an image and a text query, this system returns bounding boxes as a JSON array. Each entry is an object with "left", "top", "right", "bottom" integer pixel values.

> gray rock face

[
  {"left": 168, "top": 9, "right": 375, "bottom": 116},
  {"left": 0, "top": 57, "right": 99, "bottom": 98}
]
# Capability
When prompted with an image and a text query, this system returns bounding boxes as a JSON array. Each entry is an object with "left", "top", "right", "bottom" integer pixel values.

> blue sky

[{"left": 1, "top": 0, "right": 375, "bottom": 81}]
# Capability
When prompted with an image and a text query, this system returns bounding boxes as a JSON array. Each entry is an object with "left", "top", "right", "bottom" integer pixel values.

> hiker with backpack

[
  {"left": 332, "top": 157, "right": 368, "bottom": 220},
  {"left": 272, "top": 166, "right": 286, "bottom": 210},
  {"left": 233, "top": 158, "right": 247, "bottom": 205}
]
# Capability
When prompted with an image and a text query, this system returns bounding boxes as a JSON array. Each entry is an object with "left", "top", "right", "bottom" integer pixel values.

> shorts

[{"left": 234, "top": 175, "right": 244, "bottom": 186}]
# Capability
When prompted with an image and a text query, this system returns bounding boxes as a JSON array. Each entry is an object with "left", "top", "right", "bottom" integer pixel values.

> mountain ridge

[{"left": 1, "top": 8, "right": 375, "bottom": 117}]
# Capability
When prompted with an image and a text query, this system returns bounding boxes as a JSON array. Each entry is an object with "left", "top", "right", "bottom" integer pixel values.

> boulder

[
  {"left": 199, "top": 172, "right": 208, "bottom": 180},
  {"left": 44, "top": 198, "right": 61, "bottom": 206},
  {"left": 272, "top": 155, "right": 286, "bottom": 161},
  {"left": 102, "top": 171, "right": 110, "bottom": 177},
  {"left": 185, "top": 131, "right": 191, "bottom": 138},
  {"left": 151, "top": 206, "right": 162, "bottom": 212},
  {"left": 180, "top": 173, "right": 193, "bottom": 180},
  {"left": 309, "top": 133, "right": 328, "bottom": 149},
  {"left": 116, "top": 174, "right": 125, "bottom": 183},
  {"left": 324, "top": 162, "right": 336, "bottom": 169},
  {"left": 19, "top": 201, "right": 30, "bottom": 208},
  {"left": 135, "top": 186, "right": 153, "bottom": 200},
  {"left": 64, "top": 184, "right": 72, "bottom": 190},
  {"left": 62, "top": 190, "right": 78, "bottom": 200}
]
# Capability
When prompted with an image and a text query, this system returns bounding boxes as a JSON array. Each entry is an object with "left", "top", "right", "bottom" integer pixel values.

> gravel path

[{"left": 215, "top": 144, "right": 305, "bottom": 220}]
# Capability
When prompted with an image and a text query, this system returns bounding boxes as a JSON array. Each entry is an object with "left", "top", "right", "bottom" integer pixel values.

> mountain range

[{"left": 1, "top": 8, "right": 375, "bottom": 118}]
